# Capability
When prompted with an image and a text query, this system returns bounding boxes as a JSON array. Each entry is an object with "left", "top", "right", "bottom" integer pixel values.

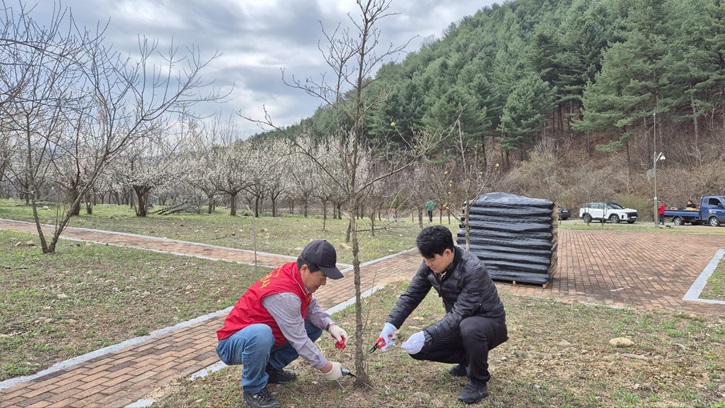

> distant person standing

[
  {"left": 658, "top": 201, "right": 666, "bottom": 225},
  {"left": 425, "top": 199, "right": 435, "bottom": 222},
  {"left": 389, "top": 207, "right": 398, "bottom": 222}
]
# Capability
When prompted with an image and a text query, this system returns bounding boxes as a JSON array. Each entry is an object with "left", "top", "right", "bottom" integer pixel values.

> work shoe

[
  {"left": 449, "top": 364, "right": 467, "bottom": 377},
  {"left": 265, "top": 363, "right": 297, "bottom": 384},
  {"left": 243, "top": 386, "right": 280, "bottom": 408},
  {"left": 458, "top": 379, "right": 489, "bottom": 404}
]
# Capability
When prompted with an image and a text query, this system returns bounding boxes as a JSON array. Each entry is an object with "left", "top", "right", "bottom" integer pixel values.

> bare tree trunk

[
  {"left": 322, "top": 199, "right": 328, "bottom": 231},
  {"left": 230, "top": 192, "right": 238, "bottom": 216},
  {"left": 690, "top": 92, "right": 701, "bottom": 164},
  {"left": 68, "top": 182, "right": 81, "bottom": 216},
  {"left": 345, "top": 218, "right": 352, "bottom": 243},
  {"left": 85, "top": 189, "right": 94, "bottom": 215},
  {"left": 133, "top": 185, "right": 152, "bottom": 217},
  {"left": 30, "top": 194, "right": 50, "bottom": 252},
  {"left": 208, "top": 194, "right": 215, "bottom": 214},
  {"left": 369, "top": 208, "right": 376, "bottom": 237}
]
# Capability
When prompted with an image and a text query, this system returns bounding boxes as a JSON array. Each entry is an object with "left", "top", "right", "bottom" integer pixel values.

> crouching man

[
  {"left": 376, "top": 226, "right": 508, "bottom": 404},
  {"left": 216, "top": 240, "right": 349, "bottom": 408}
]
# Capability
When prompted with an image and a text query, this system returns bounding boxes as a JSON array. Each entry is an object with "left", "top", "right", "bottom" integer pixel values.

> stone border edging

[
  {"left": 683, "top": 249, "right": 725, "bottom": 305},
  {"left": 0, "top": 307, "right": 233, "bottom": 390}
]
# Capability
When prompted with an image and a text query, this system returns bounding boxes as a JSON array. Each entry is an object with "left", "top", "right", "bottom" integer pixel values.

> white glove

[
  {"left": 322, "top": 361, "right": 343, "bottom": 381},
  {"left": 328, "top": 324, "right": 348, "bottom": 346},
  {"left": 377, "top": 322, "right": 397, "bottom": 351},
  {"left": 401, "top": 330, "right": 426, "bottom": 355}
]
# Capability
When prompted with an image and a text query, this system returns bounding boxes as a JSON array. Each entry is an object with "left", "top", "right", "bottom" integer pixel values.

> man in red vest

[{"left": 216, "top": 240, "right": 348, "bottom": 408}]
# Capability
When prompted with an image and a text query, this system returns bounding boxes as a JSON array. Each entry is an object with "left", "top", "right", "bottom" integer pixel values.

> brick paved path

[{"left": 1, "top": 219, "right": 723, "bottom": 407}]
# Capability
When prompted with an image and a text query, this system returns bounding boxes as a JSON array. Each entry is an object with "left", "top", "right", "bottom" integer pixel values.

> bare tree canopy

[
  {"left": 240, "top": 0, "right": 452, "bottom": 385},
  {"left": 0, "top": 0, "right": 225, "bottom": 253}
]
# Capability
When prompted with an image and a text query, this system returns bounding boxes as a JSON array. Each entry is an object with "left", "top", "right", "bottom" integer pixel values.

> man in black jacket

[{"left": 375, "top": 225, "right": 508, "bottom": 404}]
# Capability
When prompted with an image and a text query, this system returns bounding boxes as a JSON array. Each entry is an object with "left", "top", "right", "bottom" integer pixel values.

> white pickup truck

[{"left": 579, "top": 202, "right": 638, "bottom": 224}]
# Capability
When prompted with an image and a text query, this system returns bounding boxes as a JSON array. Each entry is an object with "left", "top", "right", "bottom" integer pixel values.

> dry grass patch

[
  {"left": 155, "top": 283, "right": 724, "bottom": 408},
  {"left": 0, "top": 229, "right": 269, "bottom": 381}
]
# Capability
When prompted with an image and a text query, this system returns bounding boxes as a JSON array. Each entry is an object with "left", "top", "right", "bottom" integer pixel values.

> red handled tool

[{"left": 368, "top": 337, "right": 386, "bottom": 354}]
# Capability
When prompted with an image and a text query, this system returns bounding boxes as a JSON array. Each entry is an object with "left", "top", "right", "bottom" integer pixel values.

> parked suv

[
  {"left": 557, "top": 206, "right": 571, "bottom": 220},
  {"left": 579, "top": 202, "right": 638, "bottom": 224}
]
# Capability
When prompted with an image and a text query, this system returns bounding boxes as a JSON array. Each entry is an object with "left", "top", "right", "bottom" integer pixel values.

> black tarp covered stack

[{"left": 457, "top": 192, "right": 557, "bottom": 286}]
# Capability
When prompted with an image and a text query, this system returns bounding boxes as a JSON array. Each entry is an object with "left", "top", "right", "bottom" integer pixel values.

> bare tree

[
  {"left": 446, "top": 119, "right": 501, "bottom": 250},
  {"left": 0, "top": 1, "right": 224, "bottom": 253},
  {"left": 185, "top": 118, "right": 221, "bottom": 214},
  {"left": 0, "top": 1, "right": 86, "bottom": 249},
  {"left": 0, "top": 123, "right": 16, "bottom": 195},
  {"left": 113, "top": 123, "right": 189, "bottom": 217},
  {"left": 287, "top": 145, "right": 318, "bottom": 218},
  {"left": 424, "top": 161, "right": 454, "bottom": 224},
  {"left": 242, "top": 0, "right": 445, "bottom": 385},
  {"left": 242, "top": 138, "right": 289, "bottom": 217},
  {"left": 210, "top": 120, "right": 252, "bottom": 216},
  {"left": 262, "top": 139, "right": 292, "bottom": 217},
  {"left": 403, "top": 162, "right": 436, "bottom": 227}
]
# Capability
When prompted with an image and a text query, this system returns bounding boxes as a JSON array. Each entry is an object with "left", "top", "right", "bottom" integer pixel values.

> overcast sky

[{"left": 30, "top": 0, "right": 502, "bottom": 137}]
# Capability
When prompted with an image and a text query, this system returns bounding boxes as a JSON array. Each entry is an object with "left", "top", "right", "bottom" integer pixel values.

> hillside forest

[{"left": 266, "top": 0, "right": 725, "bottom": 219}]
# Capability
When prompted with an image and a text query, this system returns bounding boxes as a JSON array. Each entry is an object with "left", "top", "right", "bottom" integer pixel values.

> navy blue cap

[{"left": 301, "top": 240, "right": 343, "bottom": 279}]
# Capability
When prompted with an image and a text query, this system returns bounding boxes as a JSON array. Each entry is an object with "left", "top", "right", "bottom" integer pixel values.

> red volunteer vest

[{"left": 216, "top": 262, "right": 312, "bottom": 346}]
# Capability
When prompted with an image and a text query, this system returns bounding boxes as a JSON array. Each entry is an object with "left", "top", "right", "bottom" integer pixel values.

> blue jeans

[{"left": 216, "top": 320, "right": 323, "bottom": 393}]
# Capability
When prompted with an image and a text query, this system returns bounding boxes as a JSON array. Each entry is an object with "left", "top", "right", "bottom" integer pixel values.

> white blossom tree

[
  {"left": 209, "top": 121, "right": 252, "bottom": 216},
  {"left": 185, "top": 118, "right": 222, "bottom": 214}
]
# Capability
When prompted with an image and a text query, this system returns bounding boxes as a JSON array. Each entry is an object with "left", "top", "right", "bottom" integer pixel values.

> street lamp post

[{"left": 653, "top": 151, "right": 665, "bottom": 228}]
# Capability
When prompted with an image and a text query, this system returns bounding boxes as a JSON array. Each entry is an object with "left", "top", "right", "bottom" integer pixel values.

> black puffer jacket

[{"left": 387, "top": 247, "right": 505, "bottom": 342}]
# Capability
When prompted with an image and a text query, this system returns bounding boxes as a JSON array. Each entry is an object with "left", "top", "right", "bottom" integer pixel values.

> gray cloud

[{"left": 24, "top": 0, "right": 500, "bottom": 136}]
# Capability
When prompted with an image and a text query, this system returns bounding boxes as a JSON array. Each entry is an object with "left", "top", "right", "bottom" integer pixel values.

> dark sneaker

[
  {"left": 449, "top": 364, "right": 467, "bottom": 377},
  {"left": 243, "top": 386, "right": 280, "bottom": 408},
  {"left": 458, "top": 379, "right": 489, "bottom": 404},
  {"left": 265, "top": 363, "right": 297, "bottom": 384}
]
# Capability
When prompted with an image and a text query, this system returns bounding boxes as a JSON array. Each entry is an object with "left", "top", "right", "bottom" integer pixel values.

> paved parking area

[{"left": 0, "top": 219, "right": 723, "bottom": 407}]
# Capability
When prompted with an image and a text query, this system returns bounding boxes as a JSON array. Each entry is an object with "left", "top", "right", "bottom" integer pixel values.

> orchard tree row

[{"left": 0, "top": 0, "right": 223, "bottom": 252}]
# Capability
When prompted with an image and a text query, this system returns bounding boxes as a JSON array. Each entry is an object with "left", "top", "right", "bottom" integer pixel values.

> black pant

[
  {"left": 410, "top": 316, "right": 508, "bottom": 383},
  {"left": 427, "top": 210, "right": 433, "bottom": 222}
]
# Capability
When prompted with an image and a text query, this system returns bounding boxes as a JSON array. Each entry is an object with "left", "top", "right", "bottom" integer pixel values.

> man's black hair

[
  {"left": 416, "top": 225, "right": 455, "bottom": 258},
  {"left": 297, "top": 257, "right": 320, "bottom": 273}
]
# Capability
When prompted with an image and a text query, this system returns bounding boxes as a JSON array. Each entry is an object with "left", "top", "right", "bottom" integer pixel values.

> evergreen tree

[
  {"left": 574, "top": 0, "right": 673, "bottom": 160},
  {"left": 499, "top": 74, "right": 556, "bottom": 157}
]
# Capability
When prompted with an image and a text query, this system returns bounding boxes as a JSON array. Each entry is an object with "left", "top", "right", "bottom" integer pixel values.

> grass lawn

[
  {"left": 0, "top": 199, "right": 441, "bottom": 264},
  {"left": 1, "top": 198, "right": 724, "bottom": 404},
  {"left": 0, "top": 229, "right": 270, "bottom": 381},
  {"left": 155, "top": 282, "right": 725, "bottom": 408},
  {"left": 701, "top": 252, "right": 725, "bottom": 301}
]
